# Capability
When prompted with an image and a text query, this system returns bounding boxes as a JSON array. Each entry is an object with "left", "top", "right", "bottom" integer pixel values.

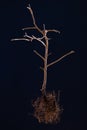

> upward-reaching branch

[
  {"left": 27, "top": 4, "right": 43, "bottom": 35},
  {"left": 33, "top": 50, "right": 45, "bottom": 61},
  {"left": 47, "top": 51, "right": 75, "bottom": 68}
]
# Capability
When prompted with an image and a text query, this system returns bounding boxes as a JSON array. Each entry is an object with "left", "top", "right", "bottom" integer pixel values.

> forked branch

[
  {"left": 11, "top": 4, "right": 75, "bottom": 124},
  {"left": 32, "top": 35, "right": 46, "bottom": 47},
  {"left": 11, "top": 4, "right": 75, "bottom": 96},
  {"left": 11, "top": 33, "right": 46, "bottom": 47}
]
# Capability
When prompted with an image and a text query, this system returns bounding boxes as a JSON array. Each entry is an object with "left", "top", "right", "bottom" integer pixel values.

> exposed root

[{"left": 32, "top": 91, "right": 63, "bottom": 124}]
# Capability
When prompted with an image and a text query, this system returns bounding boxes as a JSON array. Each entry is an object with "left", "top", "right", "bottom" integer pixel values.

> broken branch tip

[
  {"left": 70, "top": 50, "right": 75, "bottom": 54},
  {"left": 11, "top": 39, "right": 16, "bottom": 41}
]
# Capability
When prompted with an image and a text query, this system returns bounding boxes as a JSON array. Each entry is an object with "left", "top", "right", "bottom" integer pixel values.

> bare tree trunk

[
  {"left": 11, "top": 4, "right": 75, "bottom": 95},
  {"left": 11, "top": 4, "right": 75, "bottom": 124},
  {"left": 41, "top": 36, "right": 49, "bottom": 95}
]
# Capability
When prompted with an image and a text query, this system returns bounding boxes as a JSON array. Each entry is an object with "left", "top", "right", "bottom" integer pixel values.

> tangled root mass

[{"left": 32, "top": 91, "right": 63, "bottom": 124}]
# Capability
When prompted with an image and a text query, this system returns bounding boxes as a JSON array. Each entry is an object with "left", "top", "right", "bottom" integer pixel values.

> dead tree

[{"left": 11, "top": 4, "right": 75, "bottom": 124}]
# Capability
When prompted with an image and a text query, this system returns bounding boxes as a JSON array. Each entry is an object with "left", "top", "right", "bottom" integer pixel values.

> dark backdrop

[{"left": 0, "top": 0, "right": 83, "bottom": 130}]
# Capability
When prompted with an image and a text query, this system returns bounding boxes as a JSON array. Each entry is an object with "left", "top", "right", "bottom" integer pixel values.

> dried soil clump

[{"left": 32, "top": 92, "right": 62, "bottom": 124}]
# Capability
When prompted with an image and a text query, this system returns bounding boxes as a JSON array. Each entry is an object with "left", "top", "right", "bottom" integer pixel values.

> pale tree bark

[{"left": 11, "top": 4, "right": 75, "bottom": 96}]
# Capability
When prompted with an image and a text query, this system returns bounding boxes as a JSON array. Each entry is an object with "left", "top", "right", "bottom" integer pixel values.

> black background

[{"left": 0, "top": 0, "right": 84, "bottom": 130}]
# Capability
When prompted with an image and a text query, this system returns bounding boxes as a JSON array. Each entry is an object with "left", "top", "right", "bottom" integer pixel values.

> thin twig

[
  {"left": 24, "top": 32, "right": 33, "bottom": 41},
  {"left": 22, "top": 26, "right": 36, "bottom": 30},
  {"left": 32, "top": 35, "right": 46, "bottom": 47},
  {"left": 33, "top": 50, "right": 45, "bottom": 61},
  {"left": 27, "top": 4, "right": 43, "bottom": 35},
  {"left": 47, "top": 29, "right": 60, "bottom": 34},
  {"left": 25, "top": 32, "right": 45, "bottom": 40},
  {"left": 24, "top": 32, "right": 45, "bottom": 47},
  {"left": 11, "top": 38, "right": 30, "bottom": 42},
  {"left": 47, "top": 51, "right": 75, "bottom": 68},
  {"left": 43, "top": 24, "right": 47, "bottom": 36}
]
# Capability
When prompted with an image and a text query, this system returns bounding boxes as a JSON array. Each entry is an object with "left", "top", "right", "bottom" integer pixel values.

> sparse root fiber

[{"left": 32, "top": 91, "right": 63, "bottom": 124}]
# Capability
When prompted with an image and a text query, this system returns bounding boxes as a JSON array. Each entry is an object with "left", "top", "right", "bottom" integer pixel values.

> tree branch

[
  {"left": 33, "top": 50, "right": 45, "bottom": 61},
  {"left": 24, "top": 32, "right": 46, "bottom": 46},
  {"left": 24, "top": 32, "right": 32, "bottom": 39},
  {"left": 47, "top": 51, "right": 75, "bottom": 68},
  {"left": 22, "top": 26, "right": 36, "bottom": 30},
  {"left": 27, "top": 4, "right": 43, "bottom": 35},
  {"left": 46, "top": 29, "right": 60, "bottom": 34},
  {"left": 11, "top": 4, "right": 75, "bottom": 98},
  {"left": 11, "top": 38, "right": 30, "bottom": 42},
  {"left": 32, "top": 35, "right": 46, "bottom": 47}
]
